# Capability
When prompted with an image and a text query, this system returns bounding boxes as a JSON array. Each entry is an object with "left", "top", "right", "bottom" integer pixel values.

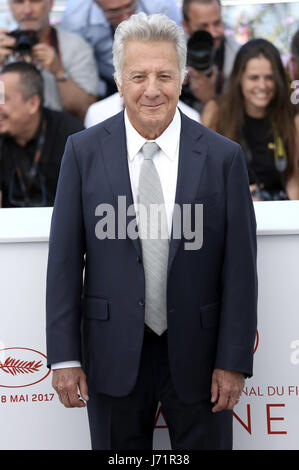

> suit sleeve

[
  {"left": 215, "top": 144, "right": 258, "bottom": 377},
  {"left": 46, "top": 135, "right": 86, "bottom": 367}
]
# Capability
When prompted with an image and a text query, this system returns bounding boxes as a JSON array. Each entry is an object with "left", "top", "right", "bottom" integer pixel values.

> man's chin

[
  {"left": 0, "top": 128, "right": 10, "bottom": 137},
  {"left": 19, "top": 23, "right": 40, "bottom": 32}
]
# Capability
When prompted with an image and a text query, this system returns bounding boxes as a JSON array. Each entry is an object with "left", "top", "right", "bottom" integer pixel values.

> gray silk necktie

[{"left": 138, "top": 141, "right": 169, "bottom": 335}]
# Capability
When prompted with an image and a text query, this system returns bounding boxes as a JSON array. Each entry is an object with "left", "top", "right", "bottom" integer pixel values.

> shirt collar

[{"left": 125, "top": 108, "right": 181, "bottom": 162}]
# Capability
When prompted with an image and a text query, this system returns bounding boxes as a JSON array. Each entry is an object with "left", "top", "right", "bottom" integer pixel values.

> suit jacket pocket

[
  {"left": 82, "top": 296, "right": 109, "bottom": 320},
  {"left": 200, "top": 301, "right": 220, "bottom": 328},
  {"left": 195, "top": 192, "right": 223, "bottom": 208}
]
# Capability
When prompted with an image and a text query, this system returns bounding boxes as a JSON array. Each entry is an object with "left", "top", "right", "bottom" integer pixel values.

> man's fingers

[
  {"left": 57, "top": 391, "right": 86, "bottom": 408},
  {"left": 210, "top": 377, "right": 219, "bottom": 404},
  {"left": 52, "top": 367, "right": 88, "bottom": 408},
  {"left": 79, "top": 375, "right": 89, "bottom": 402},
  {"left": 211, "top": 387, "right": 230, "bottom": 412},
  {"left": 0, "top": 33, "right": 16, "bottom": 47},
  {"left": 67, "top": 390, "right": 86, "bottom": 408},
  {"left": 211, "top": 369, "right": 244, "bottom": 412},
  {"left": 227, "top": 395, "right": 238, "bottom": 410}
]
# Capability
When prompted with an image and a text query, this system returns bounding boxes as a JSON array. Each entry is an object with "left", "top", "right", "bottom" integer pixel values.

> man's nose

[
  {"left": 144, "top": 78, "right": 160, "bottom": 98},
  {"left": 208, "top": 26, "right": 219, "bottom": 40},
  {"left": 22, "top": 0, "right": 34, "bottom": 15}
]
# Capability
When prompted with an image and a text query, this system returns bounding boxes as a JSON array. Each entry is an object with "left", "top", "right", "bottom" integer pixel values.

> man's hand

[
  {"left": 250, "top": 184, "right": 264, "bottom": 201},
  {"left": 32, "top": 43, "right": 63, "bottom": 76},
  {"left": 0, "top": 29, "right": 16, "bottom": 66},
  {"left": 211, "top": 368, "right": 245, "bottom": 413},
  {"left": 187, "top": 65, "right": 217, "bottom": 104},
  {"left": 52, "top": 367, "right": 89, "bottom": 408}
]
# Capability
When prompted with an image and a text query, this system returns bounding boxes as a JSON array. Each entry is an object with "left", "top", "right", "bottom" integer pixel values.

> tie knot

[{"left": 142, "top": 141, "right": 159, "bottom": 160}]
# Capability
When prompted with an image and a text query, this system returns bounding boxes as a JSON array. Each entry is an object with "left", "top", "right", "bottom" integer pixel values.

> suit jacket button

[{"left": 139, "top": 299, "right": 145, "bottom": 307}]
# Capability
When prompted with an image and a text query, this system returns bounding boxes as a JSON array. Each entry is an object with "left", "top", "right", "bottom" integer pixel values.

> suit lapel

[
  {"left": 98, "top": 111, "right": 208, "bottom": 270},
  {"left": 99, "top": 111, "right": 142, "bottom": 258},
  {"left": 167, "top": 113, "right": 208, "bottom": 275}
]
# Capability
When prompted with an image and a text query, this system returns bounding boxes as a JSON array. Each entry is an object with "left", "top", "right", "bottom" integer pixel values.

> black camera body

[
  {"left": 187, "top": 30, "right": 216, "bottom": 76},
  {"left": 8, "top": 29, "right": 39, "bottom": 54}
]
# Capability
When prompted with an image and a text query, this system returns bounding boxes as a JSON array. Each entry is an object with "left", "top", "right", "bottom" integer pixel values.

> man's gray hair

[{"left": 113, "top": 12, "right": 187, "bottom": 85}]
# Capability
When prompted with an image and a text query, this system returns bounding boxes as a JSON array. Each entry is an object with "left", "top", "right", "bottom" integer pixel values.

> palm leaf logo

[{"left": 0, "top": 356, "right": 43, "bottom": 375}]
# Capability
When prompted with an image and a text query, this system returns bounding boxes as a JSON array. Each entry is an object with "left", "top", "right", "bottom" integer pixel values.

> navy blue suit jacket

[{"left": 46, "top": 110, "right": 257, "bottom": 404}]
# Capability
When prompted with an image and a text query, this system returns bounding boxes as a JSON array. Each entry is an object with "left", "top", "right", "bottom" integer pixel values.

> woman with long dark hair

[{"left": 202, "top": 38, "right": 299, "bottom": 200}]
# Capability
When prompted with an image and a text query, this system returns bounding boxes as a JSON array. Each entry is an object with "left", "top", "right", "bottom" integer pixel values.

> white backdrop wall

[{"left": 0, "top": 202, "right": 299, "bottom": 450}]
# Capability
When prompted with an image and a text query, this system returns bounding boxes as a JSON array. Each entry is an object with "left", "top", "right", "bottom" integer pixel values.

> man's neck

[{"left": 15, "top": 111, "right": 42, "bottom": 147}]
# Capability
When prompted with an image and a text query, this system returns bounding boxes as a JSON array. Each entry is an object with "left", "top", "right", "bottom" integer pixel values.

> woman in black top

[{"left": 201, "top": 38, "right": 299, "bottom": 200}]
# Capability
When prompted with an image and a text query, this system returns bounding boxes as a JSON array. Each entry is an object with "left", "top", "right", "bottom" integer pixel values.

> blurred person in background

[
  {"left": 61, "top": 0, "right": 183, "bottom": 98},
  {"left": 286, "top": 29, "right": 299, "bottom": 113},
  {"left": 181, "top": 0, "right": 239, "bottom": 113},
  {"left": 0, "top": 0, "right": 99, "bottom": 121},
  {"left": 290, "top": 29, "right": 299, "bottom": 82},
  {"left": 0, "top": 62, "right": 83, "bottom": 208},
  {"left": 201, "top": 38, "right": 299, "bottom": 201}
]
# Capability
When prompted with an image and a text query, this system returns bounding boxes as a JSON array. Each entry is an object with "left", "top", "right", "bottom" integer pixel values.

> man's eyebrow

[{"left": 127, "top": 69, "right": 177, "bottom": 75}]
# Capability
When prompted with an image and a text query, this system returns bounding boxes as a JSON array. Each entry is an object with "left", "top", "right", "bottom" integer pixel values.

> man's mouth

[
  {"left": 20, "top": 17, "right": 37, "bottom": 22},
  {"left": 142, "top": 103, "right": 164, "bottom": 108}
]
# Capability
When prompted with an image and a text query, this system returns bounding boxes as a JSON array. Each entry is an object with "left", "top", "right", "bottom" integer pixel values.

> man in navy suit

[{"left": 46, "top": 13, "right": 257, "bottom": 450}]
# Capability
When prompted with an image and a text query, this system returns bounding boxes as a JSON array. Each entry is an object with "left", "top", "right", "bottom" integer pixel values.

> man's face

[
  {"left": 9, "top": 0, "right": 53, "bottom": 32},
  {"left": 183, "top": 0, "right": 224, "bottom": 50},
  {"left": 0, "top": 72, "right": 36, "bottom": 138},
  {"left": 96, "top": 0, "right": 137, "bottom": 28},
  {"left": 116, "top": 40, "right": 182, "bottom": 139}
]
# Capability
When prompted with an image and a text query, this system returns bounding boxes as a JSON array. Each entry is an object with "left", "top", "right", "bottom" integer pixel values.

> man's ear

[
  {"left": 114, "top": 76, "right": 123, "bottom": 97},
  {"left": 182, "top": 19, "right": 190, "bottom": 36},
  {"left": 27, "top": 94, "right": 41, "bottom": 115},
  {"left": 49, "top": 0, "right": 55, "bottom": 12}
]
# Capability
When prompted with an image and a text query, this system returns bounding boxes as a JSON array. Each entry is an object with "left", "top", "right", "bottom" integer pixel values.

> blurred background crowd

[{"left": 0, "top": 0, "right": 298, "bottom": 208}]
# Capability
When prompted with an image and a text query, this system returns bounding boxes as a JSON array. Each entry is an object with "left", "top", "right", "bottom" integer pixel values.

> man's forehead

[
  {"left": 96, "top": 0, "right": 132, "bottom": 8},
  {"left": 10, "top": 0, "right": 50, "bottom": 4},
  {"left": 0, "top": 72, "right": 20, "bottom": 83},
  {"left": 122, "top": 41, "right": 179, "bottom": 69},
  {"left": 188, "top": 2, "right": 221, "bottom": 20},
  {"left": 123, "top": 39, "right": 177, "bottom": 55}
]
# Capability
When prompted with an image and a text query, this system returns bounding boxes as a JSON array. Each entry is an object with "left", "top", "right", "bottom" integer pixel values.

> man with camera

[
  {"left": 0, "top": 0, "right": 100, "bottom": 121},
  {"left": 181, "top": 0, "right": 239, "bottom": 113},
  {"left": 0, "top": 61, "right": 84, "bottom": 208}
]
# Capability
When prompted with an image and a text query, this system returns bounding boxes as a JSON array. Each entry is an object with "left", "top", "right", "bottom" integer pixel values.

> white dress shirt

[{"left": 52, "top": 108, "right": 181, "bottom": 370}]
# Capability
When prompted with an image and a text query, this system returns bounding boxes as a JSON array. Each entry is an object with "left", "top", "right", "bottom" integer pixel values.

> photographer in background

[
  {"left": 0, "top": 62, "right": 84, "bottom": 208},
  {"left": 181, "top": 0, "right": 239, "bottom": 112},
  {"left": 0, "top": 0, "right": 99, "bottom": 121}
]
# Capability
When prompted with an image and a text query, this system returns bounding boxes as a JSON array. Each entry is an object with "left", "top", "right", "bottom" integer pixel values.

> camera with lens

[
  {"left": 251, "top": 186, "right": 289, "bottom": 201},
  {"left": 8, "top": 29, "right": 38, "bottom": 55},
  {"left": 187, "top": 30, "right": 216, "bottom": 77}
]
